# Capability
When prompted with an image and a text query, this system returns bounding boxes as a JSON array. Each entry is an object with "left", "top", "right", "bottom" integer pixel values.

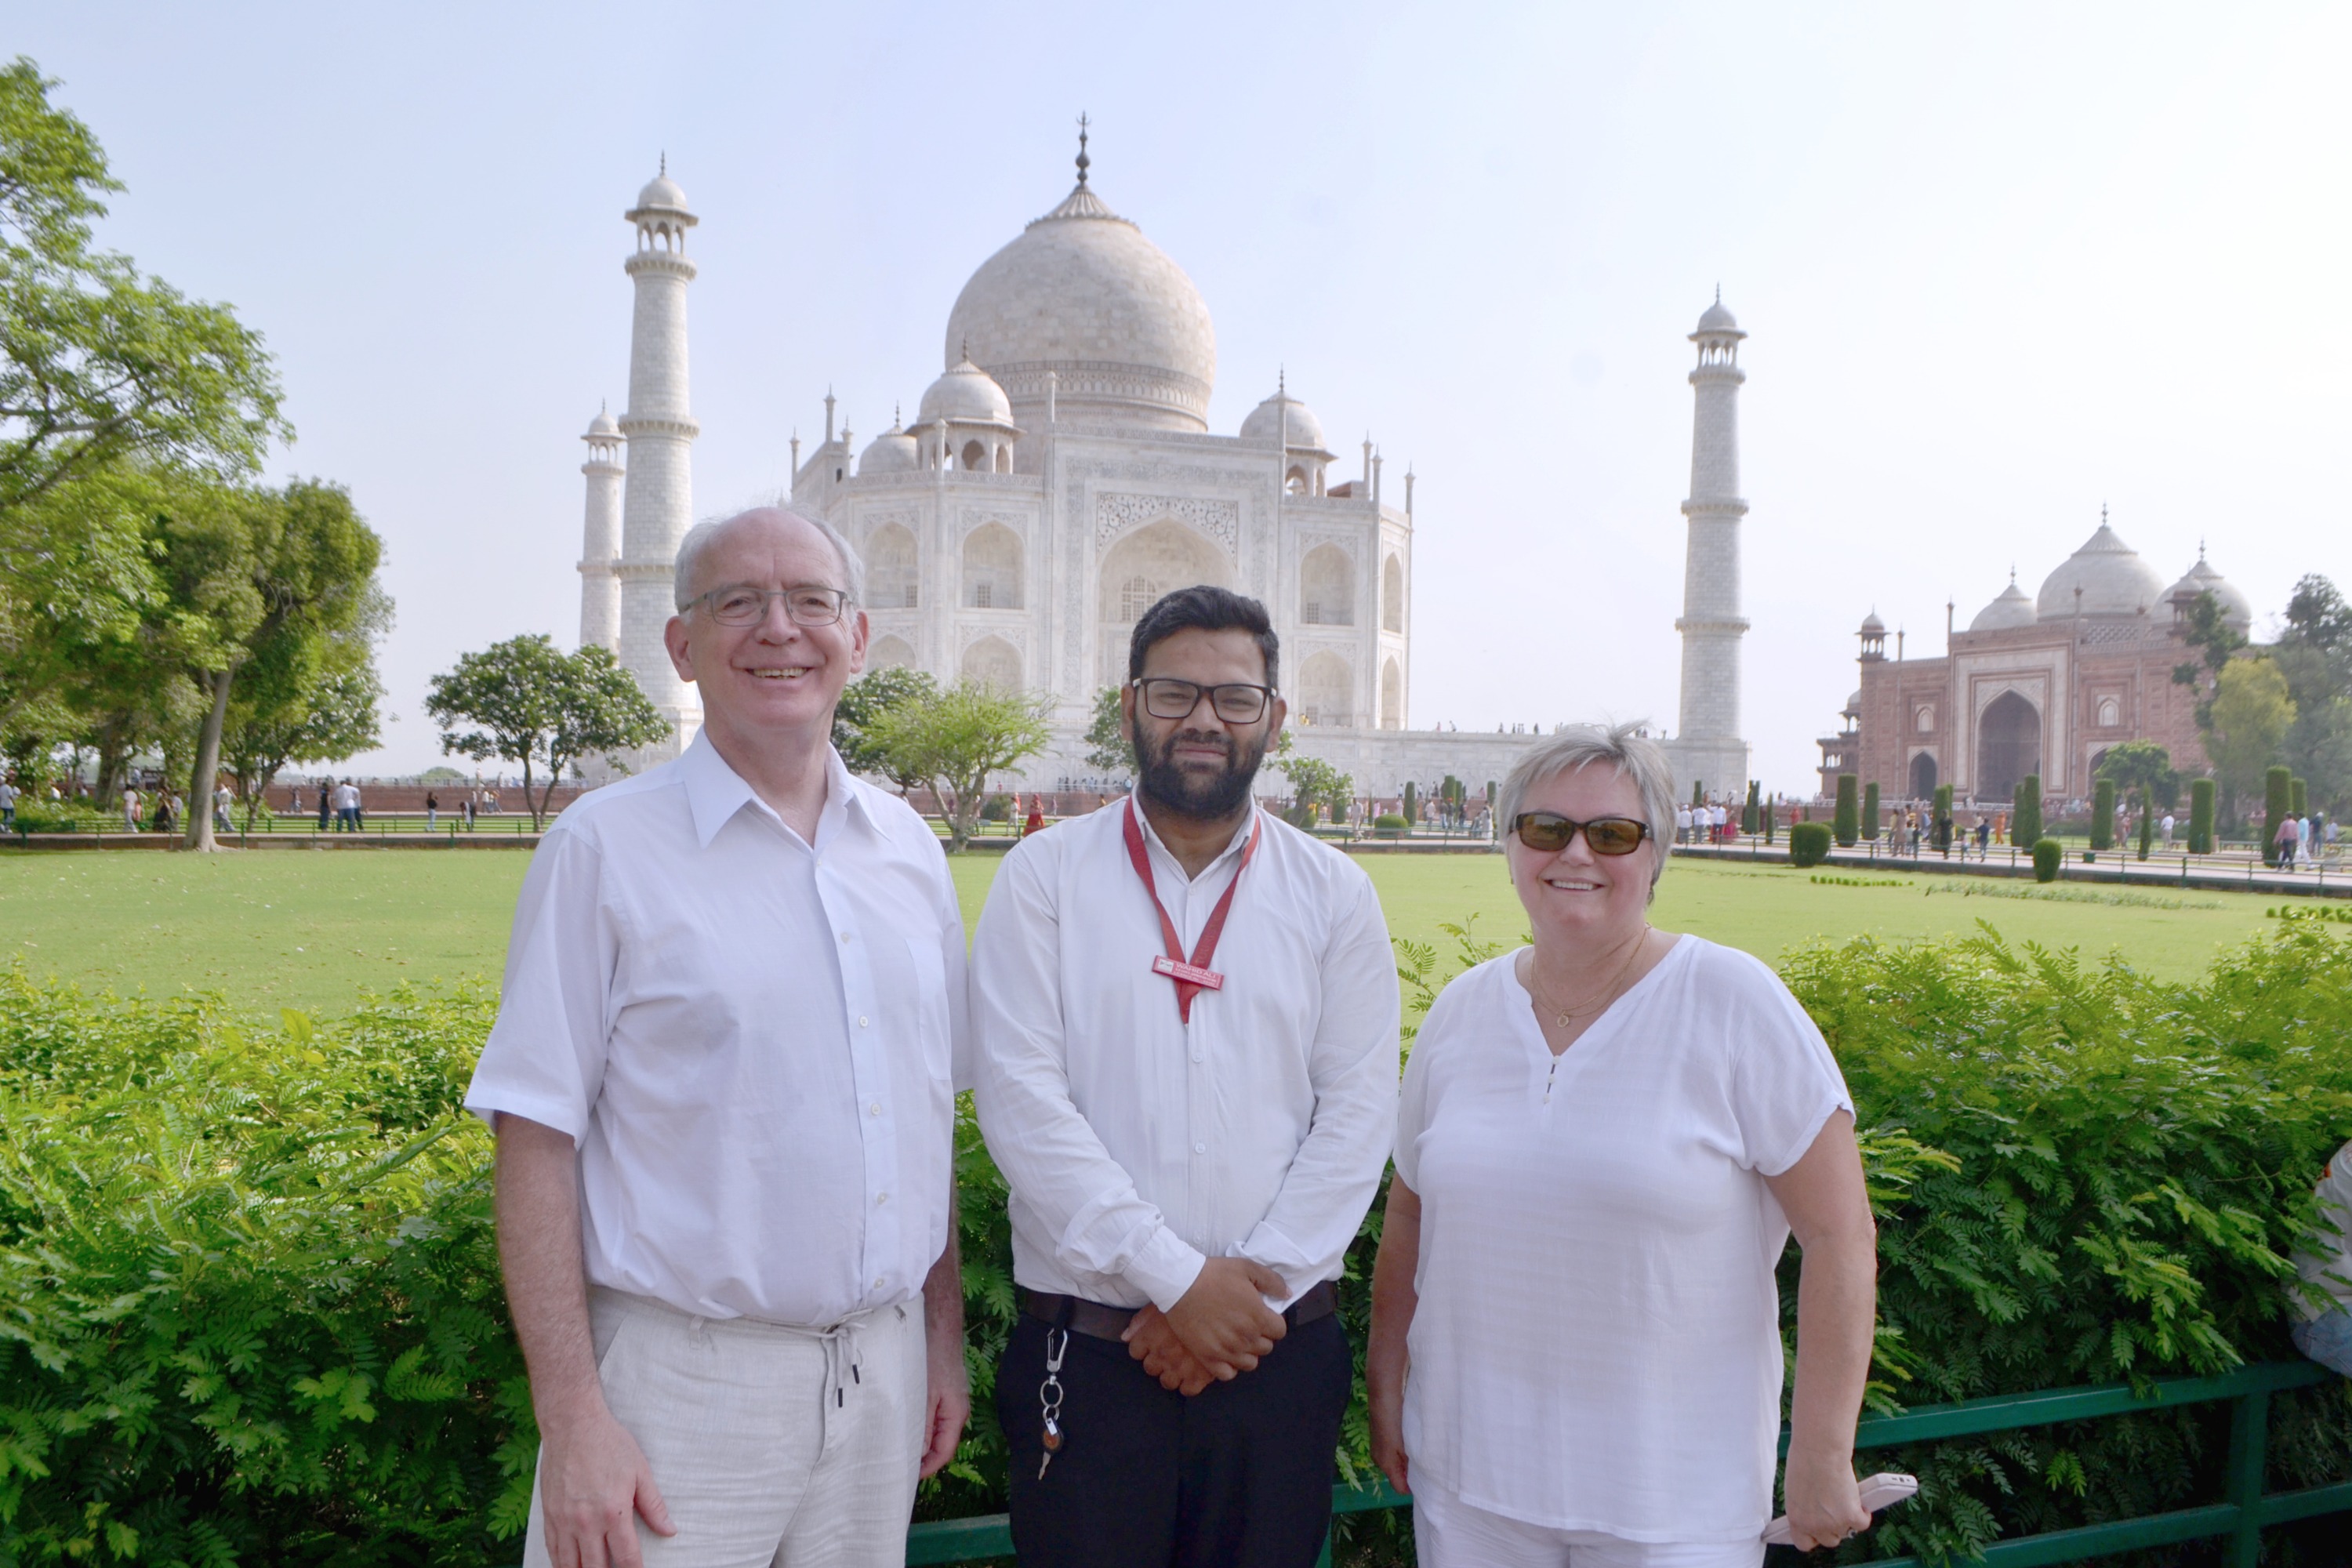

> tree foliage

[
  {"left": 1833, "top": 775, "right": 1859, "bottom": 846},
  {"left": 830, "top": 664, "right": 938, "bottom": 791},
  {"left": 1082, "top": 684, "right": 1131, "bottom": 780},
  {"left": 1271, "top": 731, "right": 1352, "bottom": 829},
  {"left": 2094, "top": 739, "right": 2176, "bottom": 813},
  {"left": 2275, "top": 575, "right": 2352, "bottom": 812},
  {"left": 2206, "top": 658, "right": 2296, "bottom": 822},
  {"left": 0, "top": 59, "right": 285, "bottom": 523},
  {"left": 2169, "top": 590, "right": 2248, "bottom": 743},
  {"left": 865, "top": 679, "right": 1052, "bottom": 850},
  {"left": 424, "top": 635, "right": 670, "bottom": 829}
]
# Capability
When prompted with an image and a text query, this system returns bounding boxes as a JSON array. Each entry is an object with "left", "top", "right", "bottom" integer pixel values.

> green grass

[{"left": 0, "top": 845, "right": 2296, "bottom": 1018}]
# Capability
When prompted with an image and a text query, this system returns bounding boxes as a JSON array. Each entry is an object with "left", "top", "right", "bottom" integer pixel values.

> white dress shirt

[
  {"left": 971, "top": 800, "right": 1399, "bottom": 1313},
  {"left": 463, "top": 731, "right": 969, "bottom": 1326},
  {"left": 1396, "top": 938, "right": 1852, "bottom": 1542}
]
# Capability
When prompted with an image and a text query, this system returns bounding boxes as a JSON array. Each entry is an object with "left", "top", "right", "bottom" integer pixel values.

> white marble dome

[
  {"left": 1970, "top": 574, "right": 2038, "bottom": 632},
  {"left": 586, "top": 405, "right": 620, "bottom": 438},
  {"left": 632, "top": 172, "right": 690, "bottom": 213},
  {"left": 943, "top": 180, "right": 1217, "bottom": 432},
  {"left": 2036, "top": 521, "right": 2165, "bottom": 619},
  {"left": 859, "top": 419, "right": 920, "bottom": 475},
  {"left": 1240, "top": 389, "right": 1329, "bottom": 453},
  {"left": 1696, "top": 297, "right": 1741, "bottom": 335},
  {"left": 918, "top": 356, "right": 1015, "bottom": 427},
  {"left": 2165, "top": 551, "right": 2254, "bottom": 629}
]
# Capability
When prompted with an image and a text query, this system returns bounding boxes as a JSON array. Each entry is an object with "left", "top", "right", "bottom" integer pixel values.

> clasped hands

[{"left": 1120, "top": 1257, "right": 1288, "bottom": 1396}]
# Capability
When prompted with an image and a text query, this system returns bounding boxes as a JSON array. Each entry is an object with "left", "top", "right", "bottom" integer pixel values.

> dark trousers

[{"left": 996, "top": 1308, "right": 1351, "bottom": 1568}]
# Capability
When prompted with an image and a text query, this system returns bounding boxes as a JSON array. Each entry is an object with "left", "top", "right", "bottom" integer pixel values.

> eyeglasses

[
  {"left": 1134, "top": 677, "right": 1274, "bottom": 724},
  {"left": 1512, "top": 812, "right": 1652, "bottom": 856},
  {"left": 694, "top": 584, "right": 851, "bottom": 628}
]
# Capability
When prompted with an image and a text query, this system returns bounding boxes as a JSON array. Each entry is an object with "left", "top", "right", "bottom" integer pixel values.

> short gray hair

[
  {"left": 673, "top": 506, "right": 866, "bottom": 611},
  {"left": 1496, "top": 720, "right": 1679, "bottom": 889}
]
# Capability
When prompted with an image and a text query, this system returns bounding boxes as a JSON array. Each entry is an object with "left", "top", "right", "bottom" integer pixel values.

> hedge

[
  {"left": 1833, "top": 775, "right": 1860, "bottom": 847},
  {"left": 2190, "top": 777, "right": 2217, "bottom": 855},
  {"left": 2091, "top": 779, "right": 2116, "bottom": 851},
  {"left": 2034, "top": 836, "right": 2063, "bottom": 881},
  {"left": 3, "top": 921, "right": 2352, "bottom": 1563},
  {"left": 2013, "top": 774, "right": 2043, "bottom": 850},
  {"left": 1788, "top": 820, "right": 1834, "bottom": 866}
]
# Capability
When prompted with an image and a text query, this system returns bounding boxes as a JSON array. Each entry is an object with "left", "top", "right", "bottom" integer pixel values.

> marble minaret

[
  {"left": 615, "top": 162, "right": 700, "bottom": 757},
  {"left": 575, "top": 404, "right": 623, "bottom": 654},
  {"left": 1666, "top": 293, "right": 1751, "bottom": 800}
]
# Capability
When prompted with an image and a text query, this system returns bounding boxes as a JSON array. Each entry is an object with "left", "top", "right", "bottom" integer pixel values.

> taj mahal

[{"left": 569, "top": 136, "right": 1757, "bottom": 800}]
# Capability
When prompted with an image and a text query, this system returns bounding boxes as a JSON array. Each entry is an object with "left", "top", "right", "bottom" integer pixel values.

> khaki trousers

[{"left": 523, "top": 1287, "right": 926, "bottom": 1568}]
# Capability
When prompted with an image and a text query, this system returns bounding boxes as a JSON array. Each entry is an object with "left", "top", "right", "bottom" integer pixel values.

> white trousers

[
  {"left": 1413, "top": 1477, "right": 1764, "bottom": 1568},
  {"left": 522, "top": 1287, "right": 926, "bottom": 1568}
]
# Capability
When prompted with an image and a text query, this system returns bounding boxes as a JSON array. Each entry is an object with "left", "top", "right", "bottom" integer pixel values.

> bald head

[{"left": 673, "top": 506, "right": 866, "bottom": 611}]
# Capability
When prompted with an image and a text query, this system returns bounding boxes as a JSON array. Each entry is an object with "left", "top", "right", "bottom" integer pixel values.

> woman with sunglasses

[{"left": 1365, "top": 723, "right": 1878, "bottom": 1566}]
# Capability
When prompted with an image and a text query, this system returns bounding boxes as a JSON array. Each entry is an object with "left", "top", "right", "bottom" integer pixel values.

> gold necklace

[{"left": 1526, "top": 928, "right": 1650, "bottom": 1030}]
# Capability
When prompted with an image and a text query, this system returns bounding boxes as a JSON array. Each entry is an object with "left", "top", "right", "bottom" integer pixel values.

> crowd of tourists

[{"left": 467, "top": 506, "right": 1887, "bottom": 1568}]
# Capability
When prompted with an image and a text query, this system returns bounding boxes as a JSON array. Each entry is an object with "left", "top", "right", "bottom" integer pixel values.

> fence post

[{"left": 2224, "top": 1386, "right": 2270, "bottom": 1568}]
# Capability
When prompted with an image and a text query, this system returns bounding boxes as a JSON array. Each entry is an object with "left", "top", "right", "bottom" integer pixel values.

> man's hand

[
  {"left": 919, "top": 1321, "right": 971, "bottom": 1478},
  {"left": 537, "top": 1403, "right": 677, "bottom": 1568},
  {"left": 1780, "top": 1445, "right": 1870, "bottom": 1552},
  {"left": 1120, "top": 1305, "right": 1218, "bottom": 1394},
  {"left": 1162, "top": 1258, "right": 1287, "bottom": 1377}
]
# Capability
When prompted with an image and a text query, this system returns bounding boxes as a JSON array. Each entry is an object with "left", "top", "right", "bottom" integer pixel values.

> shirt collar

[
  {"left": 1130, "top": 796, "right": 1261, "bottom": 884},
  {"left": 680, "top": 728, "right": 874, "bottom": 851}
]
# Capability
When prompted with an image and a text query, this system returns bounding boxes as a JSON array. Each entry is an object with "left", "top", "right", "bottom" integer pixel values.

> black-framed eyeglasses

[
  {"left": 693, "top": 584, "right": 851, "bottom": 628},
  {"left": 1133, "top": 677, "right": 1274, "bottom": 724},
  {"left": 1512, "top": 812, "right": 1651, "bottom": 856}
]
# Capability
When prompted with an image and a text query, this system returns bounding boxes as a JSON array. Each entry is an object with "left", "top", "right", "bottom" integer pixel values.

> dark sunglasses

[{"left": 1512, "top": 812, "right": 1651, "bottom": 856}]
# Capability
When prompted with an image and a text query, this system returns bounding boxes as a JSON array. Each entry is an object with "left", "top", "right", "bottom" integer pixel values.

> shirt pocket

[{"left": 903, "top": 934, "right": 955, "bottom": 1087}]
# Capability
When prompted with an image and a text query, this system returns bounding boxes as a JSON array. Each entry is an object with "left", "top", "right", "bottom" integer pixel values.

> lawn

[{"left": 2, "top": 840, "right": 2296, "bottom": 1017}]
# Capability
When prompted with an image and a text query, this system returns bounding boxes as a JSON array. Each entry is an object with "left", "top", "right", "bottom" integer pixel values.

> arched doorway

[
  {"left": 1382, "top": 556, "right": 1403, "bottom": 633},
  {"left": 962, "top": 524, "right": 1023, "bottom": 609},
  {"left": 868, "top": 633, "right": 916, "bottom": 670},
  {"left": 866, "top": 524, "right": 918, "bottom": 608},
  {"left": 1300, "top": 544, "right": 1353, "bottom": 626},
  {"left": 1299, "top": 652, "right": 1353, "bottom": 728},
  {"left": 960, "top": 636, "right": 1021, "bottom": 691},
  {"left": 1380, "top": 658, "right": 1402, "bottom": 729},
  {"left": 1908, "top": 751, "right": 1938, "bottom": 799},
  {"left": 1097, "top": 520, "right": 1232, "bottom": 685},
  {"left": 1976, "top": 691, "right": 2041, "bottom": 800}
]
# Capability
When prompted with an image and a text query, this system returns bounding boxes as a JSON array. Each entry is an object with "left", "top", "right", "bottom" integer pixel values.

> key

[{"left": 1037, "top": 1418, "right": 1062, "bottom": 1479}]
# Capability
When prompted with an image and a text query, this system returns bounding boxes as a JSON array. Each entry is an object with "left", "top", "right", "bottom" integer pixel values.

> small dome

[
  {"left": 1695, "top": 296, "right": 1742, "bottom": 336},
  {"left": 1240, "top": 389, "right": 1330, "bottom": 453},
  {"left": 633, "top": 172, "right": 690, "bottom": 212},
  {"left": 859, "top": 419, "right": 920, "bottom": 476},
  {"left": 585, "top": 405, "right": 619, "bottom": 438},
  {"left": 2036, "top": 520, "right": 2166, "bottom": 619},
  {"left": 2165, "top": 550, "right": 2254, "bottom": 629},
  {"left": 1859, "top": 611, "right": 1886, "bottom": 634},
  {"left": 1844, "top": 688, "right": 1863, "bottom": 713},
  {"left": 1970, "top": 575, "right": 2038, "bottom": 632},
  {"left": 917, "top": 356, "right": 1014, "bottom": 427}
]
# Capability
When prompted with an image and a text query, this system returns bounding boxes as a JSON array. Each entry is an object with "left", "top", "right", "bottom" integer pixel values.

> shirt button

[
  {"left": 869, "top": 1102, "right": 883, "bottom": 1116},
  {"left": 858, "top": 1015, "right": 869, "bottom": 1028},
  {"left": 877, "top": 1192, "right": 890, "bottom": 1206},
  {"left": 838, "top": 931, "right": 850, "bottom": 943},
  {"left": 1193, "top": 1142, "right": 1207, "bottom": 1154},
  {"left": 874, "top": 1276, "right": 886, "bottom": 1289}
]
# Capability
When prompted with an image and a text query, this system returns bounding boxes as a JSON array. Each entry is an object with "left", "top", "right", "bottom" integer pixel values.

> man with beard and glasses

[{"left": 971, "top": 586, "right": 1400, "bottom": 1568}]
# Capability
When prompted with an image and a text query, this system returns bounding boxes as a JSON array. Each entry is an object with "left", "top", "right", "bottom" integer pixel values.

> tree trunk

[
  {"left": 535, "top": 757, "right": 566, "bottom": 829},
  {"left": 186, "top": 665, "right": 237, "bottom": 851},
  {"left": 521, "top": 755, "right": 539, "bottom": 831}
]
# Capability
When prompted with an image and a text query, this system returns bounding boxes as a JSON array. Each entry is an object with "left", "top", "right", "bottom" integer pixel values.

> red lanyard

[{"left": 1122, "top": 800, "right": 1262, "bottom": 1022}]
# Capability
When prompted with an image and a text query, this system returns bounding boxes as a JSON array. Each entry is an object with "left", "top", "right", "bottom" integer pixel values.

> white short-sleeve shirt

[
  {"left": 1396, "top": 936, "right": 1852, "bottom": 1544},
  {"left": 463, "top": 732, "right": 970, "bottom": 1327}
]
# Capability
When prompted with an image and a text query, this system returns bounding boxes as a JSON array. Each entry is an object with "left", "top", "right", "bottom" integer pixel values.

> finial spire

[
  {"left": 1075, "top": 114, "right": 1091, "bottom": 187},
  {"left": 660, "top": 151, "right": 666, "bottom": 177},
  {"left": 1715, "top": 282, "right": 1721, "bottom": 304},
  {"left": 961, "top": 336, "right": 971, "bottom": 363},
  {"left": 1278, "top": 365, "right": 1286, "bottom": 398}
]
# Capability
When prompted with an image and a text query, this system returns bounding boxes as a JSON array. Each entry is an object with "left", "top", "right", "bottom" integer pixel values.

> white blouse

[{"left": 1396, "top": 936, "right": 1851, "bottom": 1544}]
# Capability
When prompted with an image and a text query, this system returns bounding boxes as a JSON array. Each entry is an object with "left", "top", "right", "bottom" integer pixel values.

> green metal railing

[{"left": 903, "top": 1359, "right": 2348, "bottom": 1566}]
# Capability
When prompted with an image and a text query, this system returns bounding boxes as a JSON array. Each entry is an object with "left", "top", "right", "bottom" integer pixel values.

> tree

[
  {"left": 831, "top": 664, "right": 937, "bottom": 791},
  {"left": 1743, "top": 779, "right": 1761, "bottom": 836},
  {"left": 2189, "top": 778, "right": 2216, "bottom": 854},
  {"left": 147, "top": 477, "right": 384, "bottom": 850},
  {"left": 1082, "top": 684, "right": 1132, "bottom": 781},
  {"left": 0, "top": 60, "right": 284, "bottom": 524},
  {"left": 2275, "top": 575, "right": 2352, "bottom": 812},
  {"left": 1401, "top": 780, "right": 1420, "bottom": 826},
  {"left": 866, "top": 679, "right": 1052, "bottom": 851},
  {"left": 1272, "top": 732, "right": 1352, "bottom": 829},
  {"left": 1931, "top": 783, "right": 1954, "bottom": 854},
  {"left": 2096, "top": 740, "right": 2176, "bottom": 814},
  {"left": 1832, "top": 775, "right": 1859, "bottom": 846},
  {"left": 2205, "top": 658, "right": 2296, "bottom": 825},
  {"left": 221, "top": 635, "right": 383, "bottom": 828},
  {"left": 425, "top": 634, "right": 670, "bottom": 829},
  {"left": 2170, "top": 590, "right": 2248, "bottom": 746},
  {"left": 1860, "top": 781, "right": 1878, "bottom": 842},
  {"left": 2090, "top": 779, "right": 2116, "bottom": 852},
  {"left": 2013, "top": 774, "right": 2042, "bottom": 851}
]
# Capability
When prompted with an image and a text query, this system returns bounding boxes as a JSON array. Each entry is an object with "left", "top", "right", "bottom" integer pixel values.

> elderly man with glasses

[
  {"left": 971, "top": 585, "right": 1400, "bottom": 1568},
  {"left": 468, "top": 506, "right": 971, "bottom": 1568}
]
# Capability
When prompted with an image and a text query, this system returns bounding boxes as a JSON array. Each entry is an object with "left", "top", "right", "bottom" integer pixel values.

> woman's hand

[
  {"left": 1368, "top": 1371, "right": 1410, "bottom": 1495},
  {"left": 1366, "top": 1176, "right": 1422, "bottom": 1497},
  {"left": 1780, "top": 1446, "right": 1869, "bottom": 1550}
]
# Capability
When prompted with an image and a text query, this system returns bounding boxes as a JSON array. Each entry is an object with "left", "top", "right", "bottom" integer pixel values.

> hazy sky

[{"left": 15, "top": 3, "right": 2350, "bottom": 791}]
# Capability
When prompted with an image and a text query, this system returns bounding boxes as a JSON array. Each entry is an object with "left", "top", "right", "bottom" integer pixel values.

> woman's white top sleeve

[{"left": 1396, "top": 935, "right": 1852, "bottom": 1543}]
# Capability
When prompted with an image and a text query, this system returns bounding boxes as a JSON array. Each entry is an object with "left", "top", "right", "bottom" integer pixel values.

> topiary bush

[
  {"left": 1862, "top": 781, "right": 1880, "bottom": 842},
  {"left": 2190, "top": 777, "right": 2216, "bottom": 854},
  {"left": 1834, "top": 775, "right": 1860, "bottom": 847},
  {"left": 2033, "top": 836, "right": 2063, "bottom": 881},
  {"left": 2013, "top": 774, "right": 2043, "bottom": 851},
  {"left": 2091, "top": 779, "right": 2116, "bottom": 851},
  {"left": 1788, "top": 821, "right": 1833, "bottom": 866}
]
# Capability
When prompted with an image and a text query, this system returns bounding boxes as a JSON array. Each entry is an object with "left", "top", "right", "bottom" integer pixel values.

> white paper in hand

[{"left": 1762, "top": 1472, "right": 1918, "bottom": 1546}]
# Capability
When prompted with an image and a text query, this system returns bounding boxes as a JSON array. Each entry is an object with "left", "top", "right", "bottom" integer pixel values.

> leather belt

[{"left": 1021, "top": 1279, "right": 1336, "bottom": 1341}]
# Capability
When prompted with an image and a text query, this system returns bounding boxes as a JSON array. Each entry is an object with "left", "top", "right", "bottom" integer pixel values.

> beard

[{"left": 1136, "top": 723, "right": 1269, "bottom": 821}]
